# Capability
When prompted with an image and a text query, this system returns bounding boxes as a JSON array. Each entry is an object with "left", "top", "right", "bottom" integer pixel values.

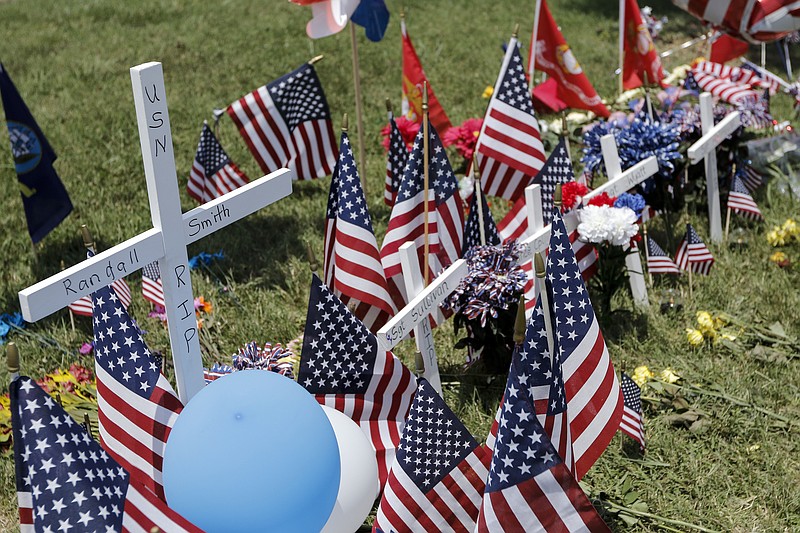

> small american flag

[
  {"left": 228, "top": 62, "right": 337, "bottom": 180},
  {"left": 741, "top": 60, "right": 783, "bottom": 94},
  {"left": 620, "top": 372, "right": 646, "bottom": 451},
  {"left": 68, "top": 251, "right": 131, "bottom": 317},
  {"left": 384, "top": 112, "right": 409, "bottom": 207},
  {"left": 740, "top": 163, "right": 764, "bottom": 192},
  {"left": 298, "top": 274, "right": 416, "bottom": 487},
  {"left": 476, "top": 350, "right": 610, "bottom": 532},
  {"left": 497, "top": 137, "right": 574, "bottom": 242},
  {"left": 728, "top": 174, "right": 764, "bottom": 221},
  {"left": 187, "top": 122, "right": 249, "bottom": 203},
  {"left": 683, "top": 71, "right": 700, "bottom": 93},
  {"left": 324, "top": 131, "right": 396, "bottom": 332},
  {"left": 486, "top": 298, "right": 574, "bottom": 472},
  {"left": 645, "top": 235, "right": 681, "bottom": 274},
  {"left": 674, "top": 223, "right": 715, "bottom": 275},
  {"left": 691, "top": 61, "right": 759, "bottom": 104},
  {"left": 373, "top": 379, "right": 492, "bottom": 532},
  {"left": 141, "top": 260, "right": 165, "bottom": 307},
  {"left": 92, "top": 283, "right": 183, "bottom": 499},
  {"left": 476, "top": 37, "right": 546, "bottom": 201},
  {"left": 10, "top": 377, "right": 201, "bottom": 532},
  {"left": 463, "top": 187, "right": 500, "bottom": 256},
  {"left": 546, "top": 210, "right": 622, "bottom": 479}
]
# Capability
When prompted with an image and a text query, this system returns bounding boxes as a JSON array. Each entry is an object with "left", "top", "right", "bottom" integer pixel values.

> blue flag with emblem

[{"left": 0, "top": 63, "right": 72, "bottom": 243}]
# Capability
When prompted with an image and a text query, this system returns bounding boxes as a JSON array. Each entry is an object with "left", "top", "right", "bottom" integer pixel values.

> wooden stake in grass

[
  {"left": 422, "top": 81, "right": 430, "bottom": 285},
  {"left": 473, "top": 154, "right": 487, "bottom": 246},
  {"left": 642, "top": 223, "right": 653, "bottom": 287},
  {"left": 618, "top": 0, "right": 625, "bottom": 96},
  {"left": 348, "top": 23, "right": 368, "bottom": 196}
]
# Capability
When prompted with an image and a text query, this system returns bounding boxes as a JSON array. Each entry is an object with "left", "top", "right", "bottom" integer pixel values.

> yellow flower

[
  {"left": 660, "top": 368, "right": 681, "bottom": 384},
  {"left": 719, "top": 332, "right": 737, "bottom": 342},
  {"left": 767, "top": 228, "right": 787, "bottom": 247},
  {"left": 686, "top": 328, "right": 704, "bottom": 346},
  {"left": 696, "top": 311, "right": 716, "bottom": 334},
  {"left": 782, "top": 219, "right": 798, "bottom": 237},
  {"left": 631, "top": 365, "right": 654, "bottom": 388},
  {"left": 482, "top": 85, "right": 494, "bottom": 99},
  {"left": 770, "top": 251, "right": 788, "bottom": 264}
]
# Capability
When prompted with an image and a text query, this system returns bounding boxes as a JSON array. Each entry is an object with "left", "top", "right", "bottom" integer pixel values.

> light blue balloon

[{"left": 163, "top": 370, "right": 340, "bottom": 532}]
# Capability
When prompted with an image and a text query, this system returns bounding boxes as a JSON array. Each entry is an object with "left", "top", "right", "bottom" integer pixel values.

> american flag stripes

[
  {"left": 385, "top": 112, "right": 410, "bottom": 207},
  {"left": 497, "top": 137, "right": 574, "bottom": 242},
  {"left": 691, "top": 61, "right": 759, "bottom": 104},
  {"left": 674, "top": 223, "right": 715, "bottom": 275},
  {"left": 10, "top": 377, "right": 201, "bottom": 532},
  {"left": 92, "top": 283, "right": 183, "bottom": 500},
  {"left": 68, "top": 251, "right": 132, "bottom": 317},
  {"left": 476, "top": 37, "right": 546, "bottom": 201},
  {"left": 187, "top": 123, "right": 249, "bottom": 203},
  {"left": 741, "top": 60, "right": 784, "bottom": 94},
  {"left": 463, "top": 188, "right": 500, "bottom": 256},
  {"left": 620, "top": 372, "right": 646, "bottom": 451},
  {"left": 546, "top": 210, "right": 623, "bottom": 480},
  {"left": 645, "top": 236, "right": 681, "bottom": 274},
  {"left": 728, "top": 175, "right": 764, "bottom": 221},
  {"left": 228, "top": 62, "right": 337, "bottom": 181},
  {"left": 741, "top": 163, "right": 764, "bottom": 192},
  {"left": 324, "top": 131, "right": 396, "bottom": 332},
  {"left": 298, "top": 274, "right": 416, "bottom": 487},
  {"left": 476, "top": 345, "right": 610, "bottom": 532},
  {"left": 141, "top": 260, "right": 165, "bottom": 307},
  {"left": 373, "top": 379, "right": 492, "bottom": 533}
]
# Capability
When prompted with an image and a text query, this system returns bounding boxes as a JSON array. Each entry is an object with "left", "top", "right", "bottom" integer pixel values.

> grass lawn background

[{"left": 0, "top": 0, "right": 799, "bottom": 530}]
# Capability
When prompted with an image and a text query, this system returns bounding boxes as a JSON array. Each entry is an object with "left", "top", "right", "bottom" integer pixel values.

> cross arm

[{"left": 687, "top": 112, "right": 740, "bottom": 165}]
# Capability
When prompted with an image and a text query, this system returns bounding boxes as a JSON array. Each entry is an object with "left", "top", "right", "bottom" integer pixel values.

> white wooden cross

[
  {"left": 17, "top": 62, "right": 293, "bottom": 402},
  {"left": 377, "top": 248, "right": 468, "bottom": 395},
  {"left": 688, "top": 92, "right": 741, "bottom": 243}
]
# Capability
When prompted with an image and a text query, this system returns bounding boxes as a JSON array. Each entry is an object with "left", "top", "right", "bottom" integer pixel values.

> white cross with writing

[
  {"left": 18, "top": 62, "right": 293, "bottom": 402},
  {"left": 688, "top": 92, "right": 741, "bottom": 243}
]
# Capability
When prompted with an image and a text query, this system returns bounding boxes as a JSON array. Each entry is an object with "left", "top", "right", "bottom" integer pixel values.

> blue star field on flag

[
  {"left": 463, "top": 188, "right": 501, "bottom": 255},
  {"left": 268, "top": 63, "right": 331, "bottom": 130}
]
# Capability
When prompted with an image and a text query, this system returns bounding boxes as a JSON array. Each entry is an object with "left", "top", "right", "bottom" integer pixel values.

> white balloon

[{"left": 320, "top": 406, "right": 380, "bottom": 533}]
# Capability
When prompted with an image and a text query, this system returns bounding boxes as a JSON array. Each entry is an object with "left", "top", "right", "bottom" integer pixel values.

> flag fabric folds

[
  {"left": 476, "top": 342, "right": 610, "bottom": 532},
  {"left": 673, "top": 0, "right": 800, "bottom": 43},
  {"left": 476, "top": 36, "right": 546, "bottom": 201},
  {"left": 530, "top": 0, "right": 610, "bottom": 118},
  {"left": 0, "top": 63, "right": 73, "bottom": 243},
  {"left": 622, "top": 0, "right": 666, "bottom": 90},
  {"left": 674, "top": 223, "right": 715, "bottom": 275},
  {"left": 373, "top": 379, "right": 492, "bottom": 532},
  {"left": 187, "top": 122, "right": 249, "bottom": 203},
  {"left": 324, "top": 131, "right": 396, "bottom": 332},
  {"left": 142, "top": 260, "right": 166, "bottom": 307},
  {"left": 728, "top": 174, "right": 764, "bottom": 221},
  {"left": 298, "top": 274, "right": 416, "bottom": 487},
  {"left": 545, "top": 210, "right": 623, "bottom": 479},
  {"left": 228, "top": 62, "right": 337, "bottom": 180},
  {"left": 401, "top": 18, "right": 451, "bottom": 134},
  {"left": 384, "top": 112, "right": 410, "bottom": 207},
  {"left": 10, "top": 376, "right": 201, "bottom": 532},
  {"left": 91, "top": 284, "right": 183, "bottom": 500},
  {"left": 645, "top": 236, "right": 681, "bottom": 274},
  {"left": 463, "top": 188, "right": 500, "bottom": 256},
  {"left": 691, "top": 61, "right": 760, "bottom": 104},
  {"left": 620, "top": 372, "right": 646, "bottom": 451}
]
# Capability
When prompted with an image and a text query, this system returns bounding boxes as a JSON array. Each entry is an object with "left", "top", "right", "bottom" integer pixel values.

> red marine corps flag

[
  {"left": 530, "top": 0, "right": 610, "bottom": 118},
  {"left": 622, "top": 0, "right": 665, "bottom": 90}
]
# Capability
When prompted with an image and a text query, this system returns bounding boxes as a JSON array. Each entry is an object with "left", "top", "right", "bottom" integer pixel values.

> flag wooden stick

[
  {"left": 529, "top": 1, "right": 542, "bottom": 90},
  {"left": 618, "top": 0, "right": 625, "bottom": 95},
  {"left": 422, "top": 82, "right": 430, "bottom": 285},
  {"left": 688, "top": 266, "right": 693, "bottom": 299},
  {"left": 308, "top": 54, "right": 324, "bottom": 65},
  {"left": 473, "top": 154, "right": 487, "bottom": 246},
  {"left": 348, "top": 23, "right": 368, "bottom": 196},
  {"left": 534, "top": 253, "right": 554, "bottom": 356},
  {"left": 561, "top": 112, "right": 571, "bottom": 158},
  {"left": 642, "top": 224, "right": 653, "bottom": 287},
  {"left": 761, "top": 42, "right": 767, "bottom": 70},
  {"left": 305, "top": 240, "right": 319, "bottom": 275},
  {"left": 724, "top": 206, "right": 732, "bottom": 242},
  {"left": 81, "top": 224, "right": 96, "bottom": 254},
  {"left": 7, "top": 342, "right": 20, "bottom": 383},
  {"left": 513, "top": 294, "right": 527, "bottom": 346},
  {"left": 643, "top": 72, "right": 654, "bottom": 120},
  {"left": 83, "top": 413, "right": 93, "bottom": 439}
]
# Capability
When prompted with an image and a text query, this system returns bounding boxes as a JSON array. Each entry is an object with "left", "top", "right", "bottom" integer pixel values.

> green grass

[{"left": 0, "top": 0, "right": 799, "bottom": 530}]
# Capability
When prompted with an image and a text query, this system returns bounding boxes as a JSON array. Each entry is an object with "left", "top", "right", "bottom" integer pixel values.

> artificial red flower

[
  {"left": 561, "top": 181, "right": 589, "bottom": 210},
  {"left": 587, "top": 192, "right": 616, "bottom": 207},
  {"left": 443, "top": 118, "right": 484, "bottom": 161},
  {"left": 380, "top": 116, "right": 420, "bottom": 151}
]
